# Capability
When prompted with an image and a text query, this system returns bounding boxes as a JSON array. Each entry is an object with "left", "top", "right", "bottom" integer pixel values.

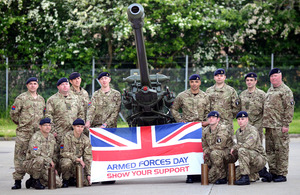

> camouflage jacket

[
  {"left": 60, "top": 131, "right": 92, "bottom": 175},
  {"left": 233, "top": 124, "right": 267, "bottom": 160},
  {"left": 45, "top": 92, "right": 84, "bottom": 135},
  {"left": 171, "top": 89, "right": 210, "bottom": 122},
  {"left": 10, "top": 91, "right": 45, "bottom": 133},
  {"left": 206, "top": 84, "right": 240, "bottom": 123},
  {"left": 262, "top": 83, "right": 294, "bottom": 128},
  {"left": 239, "top": 88, "right": 266, "bottom": 128},
  {"left": 202, "top": 123, "right": 234, "bottom": 155},
  {"left": 70, "top": 86, "right": 90, "bottom": 120},
  {"left": 87, "top": 88, "right": 121, "bottom": 128},
  {"left": 25, "top": 131, "right": 58, "bottom": 165}
]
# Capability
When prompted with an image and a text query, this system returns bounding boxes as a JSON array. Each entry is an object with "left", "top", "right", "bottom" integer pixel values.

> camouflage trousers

[
  {"left": 23, "top": 157, "right": 62, "bottom": 188},
  {"left": 220, "top": 120, "right": 234, "bottom": 136},
  {"left": 13, "top": 131, "right": 34, "bottom": 180},
  {"left": 265, "top": 127, "right": 289, "bottom": 176},
  {"left": 235, "top": 148, "right": 266, "bottom": 180},
  {"left": 251, "top": 123, "right": 264, "bottom": 144},
  {"left": 205, "top": 149, "right": 237, "bottom": 183},
  {"left": 60, "top": 158, "right": 89, "bottom": 186}
]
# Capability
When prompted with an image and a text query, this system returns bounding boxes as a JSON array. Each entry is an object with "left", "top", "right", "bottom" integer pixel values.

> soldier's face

[
  {"left": 70, "top": 77, "right": 81, "bottom": 88},
  {"left": 245, "top": 78, "right": 257, "bottom": 89},
  {"left": 189, "top": 80, "right": 201, "bottom": 91},
  {"left": 214, "top": 74, "right": 226, "bottom": 84},
  {"left": 40, "top": 124, "right": 51, "bottom": 134},
  {"left": 99, "top": 76, "right": 111, "bottom": 88},
  {"left": 57, "top": 82, "right": 70, "bottom": 93},
  {"left": 237, "top": 117, "right": 248, "bottom": 128},
  {"left": 270, "top": 73, "right": 282, "bottom": 87},
  {"left": 73, "top": 125, "right": 84, "bottom": 135},
  {"left": 26, "top": 81, "right": 39, "bottom": 93},
  {"left": 208, "top": 116, "right": 220, "bottom": 125}
]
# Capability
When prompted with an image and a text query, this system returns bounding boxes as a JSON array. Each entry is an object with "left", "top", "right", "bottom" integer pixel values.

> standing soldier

[
  {"left": 206, "top": 68, "right": 240, "bottom": 135},
  {"left": 262, "top": 68, "right": 295, "bottom": 182},
  {"left": 230, "top": 111, "right": 272, "bottom": 185},
  {"left": 60, "top": 118, "right": 92, "bottom": 187},
  {"left": 69, "top": 72, "right": 90, "bottom": 119},
  {"left": 85, "top": 72, "right": 121, "bottom": 129},
  {"left": 171, "top": 74, "right": 210, "bottom": 183},
  {"left": 10, "top": 77, "right": 45, "bottom": 190},
  {"left": 69, "top": 72, "right": 90, "bottom": 135},
  {"left": 23, "top": 118, "right": 62, "bottom": 189},
  {"left": 202, "top": 111, "right": 236, "bottom": 184},
  {"left": 239, "top": 72, "right": 265, "bottom": 142},
  {"left": 45, "top": 77, "right": 84, "bottom": 145}
]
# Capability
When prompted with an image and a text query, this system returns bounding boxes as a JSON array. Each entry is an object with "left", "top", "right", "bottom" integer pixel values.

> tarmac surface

[{"left": 1, "top": 137, "right": 300, "bottom": 195}]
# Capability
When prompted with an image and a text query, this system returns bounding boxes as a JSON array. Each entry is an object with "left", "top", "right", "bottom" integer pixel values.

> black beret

[
  {"left": 57, "top": 77, "right": 68, "bottom": 86},
  {"left": 236, "top": 111, "right": 248, "bottom": 119},
  {"left": 269, "top": 68, "right": 281, "bottom": 77},
  {"left": 26, "top": 77, "right": 38, "bottom": 84},
  {"left": 214, "top": 68, "right": 225, "bottom": 76},
  {"left": 245, "top": 72, "right": 257, "bottom": 80},
  {"left": 69, "top": 72, "right": 81, "bottom": 80},
  {"left": 189, "top": 74, "right": 201, "bottom": 80},
  {"left": 40, "top": 118, "right": 51, "bottom": 125},
  {"left": 72, "top": 118, "right": 85, "bottom": 126},
  {"left": 98, "top": 72, "right": 110, "bottom": 80},
  {"left": 207, "top": 111, "right": 219, "bottom": 118}
]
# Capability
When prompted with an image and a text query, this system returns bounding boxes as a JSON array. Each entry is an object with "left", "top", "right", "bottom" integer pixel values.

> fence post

[
  {"left": 92, "top": 56, "right": 95, "bottom": 95},
  {"left": 185, "top": 55, "right": 188, "bottom": 90},
  {"left": 226, "top": 55, "right": 229, "bottom": 70},
  {"left": 6, "top": 57, "right": 8, "bottom": 117},
  {"left": 271, "top": 53, "right": 274, "bottom": 70}
]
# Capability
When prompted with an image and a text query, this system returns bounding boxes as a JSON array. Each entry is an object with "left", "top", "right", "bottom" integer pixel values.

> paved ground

[{"left": 1, "top": 138, "right": 300, "bottom": 195}]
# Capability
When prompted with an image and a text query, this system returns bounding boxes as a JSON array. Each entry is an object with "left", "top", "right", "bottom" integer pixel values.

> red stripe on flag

[
  {"left": 90, "top": 129, "right": 126, "bottom": 147},
  {"left": 158, "top": 122, "right": 198, "bottom": 144}
]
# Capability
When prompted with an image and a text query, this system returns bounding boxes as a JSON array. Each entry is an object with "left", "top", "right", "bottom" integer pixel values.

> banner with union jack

[{"left": 90, "top": 122, "right": 203, "bottom": 182}]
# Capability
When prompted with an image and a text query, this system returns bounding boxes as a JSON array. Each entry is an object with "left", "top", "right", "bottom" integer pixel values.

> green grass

[{"left": 1, "top": 112, "right": 300, "bottom": 137}]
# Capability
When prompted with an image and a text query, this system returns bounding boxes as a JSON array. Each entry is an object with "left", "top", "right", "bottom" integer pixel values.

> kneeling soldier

[
  {"left": 60, "top": 118, "right": 92, "bottom": 187},
  {"left": 231, "top": 111, "right": 272, "bottom": 185},
  {"left": 23, "top": 118, "right": 62, "bottom": 189},
  {"left": 202, "top": 111, "right": 237, "bottom": 184}
]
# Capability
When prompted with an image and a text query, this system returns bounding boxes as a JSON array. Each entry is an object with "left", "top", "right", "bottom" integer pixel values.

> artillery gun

[{"left": 122, "top": 3, "right": 175, "bottom": 127}]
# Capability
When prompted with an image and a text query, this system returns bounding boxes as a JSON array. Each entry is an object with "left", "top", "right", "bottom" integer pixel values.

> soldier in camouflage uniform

[
  {"left": 86, "top": 72, "right": 121, "bottom": 129},
  {"left": 23, "top": 118, "right": 62, "bottom": 189},
  {"left": 69, "top": 72, "right": 90, "bottom": 135},
  {"left": 60, "top": 118, "right": 92, "bottom": 187},
  {"left": 206, "top": 69, "right": 240, "bottom": 135},
  {"left": 202, "top": 111, "right": 237, "bottom": 184},
  {"left": 45, "top": 77, "right": 84, "bottom": 145},
  {"left": 171, "top": 74, "right": 210, "bottom": 183},
  {"left": 231, "top": 111, "right": 271, "bottom": 185},
  {"left": 10, "top": 77, "right": 45, "bottom": 190},
  {"left": 262, "top": 68, "right": 295, "bottom": 182},
  {"left": 239, "top": 72, "right": 266, "bottom": 143}
]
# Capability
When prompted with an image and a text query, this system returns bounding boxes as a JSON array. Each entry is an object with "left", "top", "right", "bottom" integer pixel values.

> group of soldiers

[
  {"left": 10, "top": 72, "right": 121, "bottom": 190},
  {"left": 171, "top": 68, "right": 294, "bottom": 185},
  {"left": 10, "top": 67, "right": 294, "bottom": 190}
]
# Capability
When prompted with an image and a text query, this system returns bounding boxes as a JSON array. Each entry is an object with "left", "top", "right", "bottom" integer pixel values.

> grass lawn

[{"left": 1, "top": 112, "right": 300, "bottom": 137}]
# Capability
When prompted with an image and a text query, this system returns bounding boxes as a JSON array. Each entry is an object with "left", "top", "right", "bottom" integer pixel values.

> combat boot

[
  {"left": 215, "top": 178, "right": 227, "bottom": 185},
  {"left": 62, "top": 179, "right": 69, "bottom": 188},
  {"left": 11, "top": 180, "right": 21, "bottom": 190},
  {"left": 259, "top": 167, "right": 273, "bottom": 182},
  {"left": 69, "top": 177, "right": 76, "bottom": 186},
  {"left": 235, "top": 175, "right": 250, "bottom": 185},
  {"left": 273, "top": 175, "right": 287, "bottom": 182},
  {"left": 25, "top": 175, "right": 34, "bottom": 189},
  {"left": 33, "top": 179, "right": 45, "bottom": 190},
  {"left": 185, "top": 175, "right": 193, "bottom": 183}
]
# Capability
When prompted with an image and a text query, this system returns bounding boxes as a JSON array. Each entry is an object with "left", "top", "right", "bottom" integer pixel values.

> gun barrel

[{"left": 127, "top": 3, "right": 151, "bottom": 87}]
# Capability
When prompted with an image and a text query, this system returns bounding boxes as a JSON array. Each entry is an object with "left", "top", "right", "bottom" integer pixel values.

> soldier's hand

[
  {"left": 50, "top": 161, "right": 55, "bottom": 168},
  {"left": 230, "top": 148, "right": 234, "bottom": 156},
  {"left": 282, "top": 126, "right": 289, "bottom": 133},
  {"left": 202, "top": 121, "right": 209, "bottom": 127},
  {"left": 53, "top": 132, "right": 57, "bottom": 137},
  {"left": 85, "top": 121, "right": 91, "bottom": 129},
  {"left": 77, "top": 158, "right": 86, "bottom": 168}
]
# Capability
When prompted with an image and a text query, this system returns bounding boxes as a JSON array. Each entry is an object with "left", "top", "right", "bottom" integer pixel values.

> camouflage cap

[
  {"left": 245, "top": 72, "right": 257, "bottom": 80},
  {"left": 269, "top": 68, "right": 281, "bottom": 77},
  {"left": 72, "top": 118, "right": 85, "bottom": 126},
  {"left": 57, "top": 77, "right": 68, "bottom": 86},
  {"left": 69, "top": 72, "right": 81, "bottom": 80},
  {"left": 207, "top": 111, "right": 219, "bottom": 118},
  {"left": 40, "top": 118, "right": 51, "bottom": 125}
]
